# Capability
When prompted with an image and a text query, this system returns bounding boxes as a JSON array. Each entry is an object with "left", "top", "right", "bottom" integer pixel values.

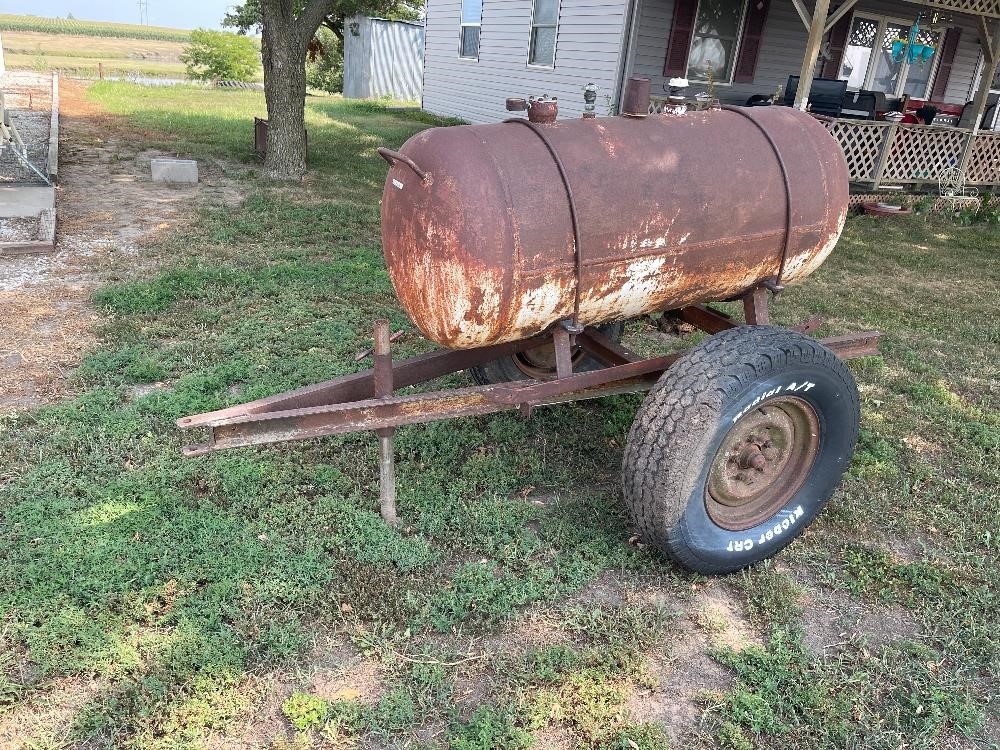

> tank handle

[{"left": 377, "top": 147, "right": 432, "bottom": 185}]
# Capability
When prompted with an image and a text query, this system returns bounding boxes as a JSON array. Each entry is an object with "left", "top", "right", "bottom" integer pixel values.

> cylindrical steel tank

[{"left": 380, "top": 106, "right": 848, "bottom": 350}]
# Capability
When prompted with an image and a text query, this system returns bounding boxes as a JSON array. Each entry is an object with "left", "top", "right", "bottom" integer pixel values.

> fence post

[
  {"left": 957, "top": 129, "right": 977, "bottom": 182},
  {"left": 872, "top": 122, "right": 899, "bottom": 189}
]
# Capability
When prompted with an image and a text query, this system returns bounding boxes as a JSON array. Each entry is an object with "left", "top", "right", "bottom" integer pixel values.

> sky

[{"left": 0, "top": 0, "right": 239, "bottom": 30}]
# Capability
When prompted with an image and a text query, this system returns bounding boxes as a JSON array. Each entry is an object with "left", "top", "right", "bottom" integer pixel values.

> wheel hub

[
  {"left": 513, "top": 341, "right": 585, "bottom": 379},
  {"left": 705, "top": 397, "right": 820, "bottom": 531}
]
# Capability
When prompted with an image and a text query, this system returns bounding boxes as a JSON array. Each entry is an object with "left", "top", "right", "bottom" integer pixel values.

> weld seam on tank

[
  {"left": 721, "top": 105, "right": 794, "bottom": 285},
  {"left": 503, "top": 117, "right": 586, "bottom": 330}
]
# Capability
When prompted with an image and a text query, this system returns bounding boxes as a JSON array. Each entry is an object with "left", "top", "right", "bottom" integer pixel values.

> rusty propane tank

[{"left": 379, "top": 106, "right": 848, "bottom": 350}]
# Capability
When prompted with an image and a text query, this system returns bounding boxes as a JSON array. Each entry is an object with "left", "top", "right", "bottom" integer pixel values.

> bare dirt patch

[
  {"left": 628, "top": 631, "right": 732, "bottom": 744},
  {"left": 304, "top": 633, "right": 384, "bottom": 705},
  {"left": 627, "top": 583, "right": 758, "bottom": 743},
  {"left": 799, "top": 585, "right": 923, "bottom": 655},
  {"left": 530, "top": 726, "right": 578, "bottom": 749},
  {"left": 0, "top": 77, "right": 240, "bottom": 412},
  {"left": 207, "top": 631, "right": 382, "bottom": 749},
  {"left": 0, "top": 675, "right": 102, "bottom": 748}
]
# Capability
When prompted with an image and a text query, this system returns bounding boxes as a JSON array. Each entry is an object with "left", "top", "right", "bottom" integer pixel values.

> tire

[
  {"left": 470, "top": 322, "right": 626, "bottom": 385},
  {"left": 622, "top": 325, "right": 860, "bottom": 575}
]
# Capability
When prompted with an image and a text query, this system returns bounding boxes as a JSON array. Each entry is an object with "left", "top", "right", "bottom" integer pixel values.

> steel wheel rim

[{"left": 705, "top": 396, "right": 820, "bottom": 531}]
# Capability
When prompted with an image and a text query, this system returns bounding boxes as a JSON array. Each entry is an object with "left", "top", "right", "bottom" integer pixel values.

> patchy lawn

[{"left": 0, "top": 82, "right": 997, "bottom": 750}]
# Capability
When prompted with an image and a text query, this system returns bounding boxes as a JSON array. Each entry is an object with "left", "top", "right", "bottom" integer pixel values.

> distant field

[
  {"left": 0, "top": 13, "right": 190, "bottom": 41},
  {"left": 3, "top": 30, "right": 188, "bottom": 78},
  {"left": 3, "top": 30, "right": 188, "bottom": 79},
  {"left": 1, "top": 27, "right": 262, "bottom": 81}
]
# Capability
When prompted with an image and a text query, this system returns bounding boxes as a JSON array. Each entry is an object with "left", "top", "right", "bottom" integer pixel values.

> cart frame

[{"left": 178, "top": 287, "right": 881, "bottom": 524}]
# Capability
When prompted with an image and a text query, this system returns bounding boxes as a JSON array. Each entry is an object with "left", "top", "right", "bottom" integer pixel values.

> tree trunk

[{"left": 261, "top": 8, "right": 309, "bottom": 180}]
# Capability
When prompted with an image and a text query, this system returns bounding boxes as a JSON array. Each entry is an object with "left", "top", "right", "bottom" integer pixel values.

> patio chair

[
  {"left": 938, "top": 166, "right": 979, "bottom": 209},
  {"left": 782, "top": 76, "right": 848, "bottom": 117},
  {"left": 959, "top": 93, "right": 1000, "bottom": 130}
]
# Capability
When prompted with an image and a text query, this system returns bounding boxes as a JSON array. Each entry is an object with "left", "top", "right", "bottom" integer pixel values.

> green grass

[
  {"left": 0, "top": 13, "right": 191, "bottom": 41},
  {"left": 0, "top": 82, "right": 997, "bottom": 748}
]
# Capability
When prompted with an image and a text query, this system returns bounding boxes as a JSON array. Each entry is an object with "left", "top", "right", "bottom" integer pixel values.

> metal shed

[{"left": 343, "top": 16, "right": 425, "bottom": 102}]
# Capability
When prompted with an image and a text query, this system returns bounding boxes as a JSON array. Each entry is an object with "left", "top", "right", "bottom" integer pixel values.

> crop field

[
  {"left": 1, "top": 25, "right": 261, "bottom": 81},
  {"left": 1, "top": 30, "right": 188, "bottom": 79},
  {"left": 0, "top": 13, "right": 191, "bottom": 41},
  {"left": 0, "top": 82, "right": 997, "bottom": 749}
]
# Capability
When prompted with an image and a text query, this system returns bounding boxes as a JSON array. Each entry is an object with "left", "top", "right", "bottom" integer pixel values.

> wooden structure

[
  {"left": 827, "top": 116, "right": 1000, "bottom": 185},
  {"left": 790, "top": 0, "right": 1000, "bottom": 131}
]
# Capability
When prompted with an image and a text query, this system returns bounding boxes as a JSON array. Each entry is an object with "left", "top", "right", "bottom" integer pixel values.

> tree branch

[
  {"left": 321, "top": 16, "right": 345, "bottom": 43},
  {"left": 296, "top": 0, "right": 339, "bottom": 41}
]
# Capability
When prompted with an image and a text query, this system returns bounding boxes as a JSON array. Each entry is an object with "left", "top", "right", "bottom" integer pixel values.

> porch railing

[{"left": 827, "top": 119, "right": 1000, "bottom": 188}]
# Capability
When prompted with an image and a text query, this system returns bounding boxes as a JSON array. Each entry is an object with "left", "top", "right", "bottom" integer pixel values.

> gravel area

[
  {"left": 1, "top": 71, "right": 54, "bottom": 183},
  {"left": 0, "top": 215, "right": 40, "bottom": 243},
  {"left": 5, "top": 109, "right": 50, "bottom": 147}
]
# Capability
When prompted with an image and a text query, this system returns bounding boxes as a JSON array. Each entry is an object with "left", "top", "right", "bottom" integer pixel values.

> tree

[
  {"left": 181, "top": 29, "right": 261, "bottom": 82},
  {"left": 224, "top": 0, "right": 420, "bottom": 180}
]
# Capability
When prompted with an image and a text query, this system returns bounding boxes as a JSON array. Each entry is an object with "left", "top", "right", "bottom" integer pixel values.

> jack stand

[{"left": 373, "top": 319, "right": 400, "bottom": 526}]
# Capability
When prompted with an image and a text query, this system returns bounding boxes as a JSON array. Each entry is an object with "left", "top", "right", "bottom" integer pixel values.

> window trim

[
  {"left": 459, "top": 0, "right": 483, "bottom": 61},
  {"left": 684, "top": 0, "right": 751, "bottom": 85},
  {"left": 526, "top": 0, "right": 562, "bottom": 69},
  {"left": 840, "top": 12, "right": 943, "bottom": 99}
]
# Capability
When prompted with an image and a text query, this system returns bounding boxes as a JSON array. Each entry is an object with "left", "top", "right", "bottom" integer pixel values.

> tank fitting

[
  {"left": 506, "top": 94, "right": 558, "bottom": 124},
  {"left": 621, "top": 77, "right": 651, "bottom": 118},
  {"left": 583, "top": 83, "right": 598, "bottom": 119}
]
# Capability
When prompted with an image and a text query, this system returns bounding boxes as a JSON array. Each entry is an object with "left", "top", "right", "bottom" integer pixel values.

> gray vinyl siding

[
  {"left": 629, "top": 0, "right": 985, "bottom": 106},
  {"left": 943, "top": 30, "right": 983, "bottom": 103},
  {"left": 422, "top": 0, "right": 633, "bottom": 123},
  {"left": 344, "top": 16, "right": 425, "bottom": 101}
]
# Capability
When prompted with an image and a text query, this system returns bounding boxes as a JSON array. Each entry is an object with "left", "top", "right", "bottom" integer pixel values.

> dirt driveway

[{"left": 0, "top": 77, "right": 238, "bottom": 411}]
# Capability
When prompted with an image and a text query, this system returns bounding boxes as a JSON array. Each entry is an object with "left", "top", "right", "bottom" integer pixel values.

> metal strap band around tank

[
  {"left": 720, "top": 106, "right": 794, "bottom": 285},
  {"left": 503, "top": 117, "right": 585, "bottom": 329}
]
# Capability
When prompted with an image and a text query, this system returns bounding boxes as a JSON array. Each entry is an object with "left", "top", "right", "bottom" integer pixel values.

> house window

[
  {"left": 838, "top": 14, "right": 941, "bottom": 98},
  {"left": 686, "top": 0, "right": 749, "bottom": 82},
  {"left": 529, "top": 0, "right": 559, "bottom": 66},
  {"left": 460, "top": 0, "right": 482, "bottom": 59},
  {"left": 902, "top": 27, "right": 943, "bottom": 96}
]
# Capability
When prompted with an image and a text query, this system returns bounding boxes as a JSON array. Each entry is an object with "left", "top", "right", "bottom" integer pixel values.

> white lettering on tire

[
  {"left": 732, "top": 381, "right": 817, "bottom": 424},
  {"left": 725, "top": 505, "right": 805, "bottom": 554}
]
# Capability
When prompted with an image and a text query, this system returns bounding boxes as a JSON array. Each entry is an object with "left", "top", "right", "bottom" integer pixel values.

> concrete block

[
  {"left": 151, "top": 158, "right": 198, "bottom": 184},
  {"left": 0, "top": 186, "right": 55, "bottom": 218}
]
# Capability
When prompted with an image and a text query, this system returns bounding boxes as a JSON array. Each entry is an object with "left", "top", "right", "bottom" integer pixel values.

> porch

[
  {"left": 827, "top": 117, "right": 1000, "bottom": 186},
  {"left": 622, "top": 0, "right": 1000, "bottom": 188}
]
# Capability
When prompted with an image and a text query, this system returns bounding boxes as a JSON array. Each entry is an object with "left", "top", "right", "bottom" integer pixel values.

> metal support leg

[
  {"left": 743, "top": 287, "right": 770, "bottom": 325},
  {"left": 552, "top": 327, "right": 574, "bottom": 380},
  {"left": 373, "top": 319, "right": 399, "bottom": 526}
]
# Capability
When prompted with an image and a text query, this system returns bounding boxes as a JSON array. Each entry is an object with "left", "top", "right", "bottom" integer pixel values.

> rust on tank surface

[{"left": 380, "top": 106, "right": 849, "bottom": 350}]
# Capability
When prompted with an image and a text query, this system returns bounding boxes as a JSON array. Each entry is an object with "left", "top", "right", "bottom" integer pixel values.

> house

[
  {"left": 343, "top": 16, "right": 425, "bottom": 102},
  {"left": 420, "top": 0, "right": 1000, "bottom": 187}
]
